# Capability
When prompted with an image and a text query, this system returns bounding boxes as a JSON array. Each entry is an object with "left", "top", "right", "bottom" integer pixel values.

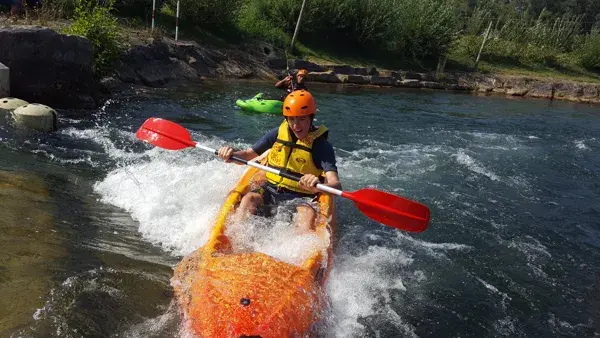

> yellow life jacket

[{"left": 266, "top": 120, "right": 329, "bottom": 194}]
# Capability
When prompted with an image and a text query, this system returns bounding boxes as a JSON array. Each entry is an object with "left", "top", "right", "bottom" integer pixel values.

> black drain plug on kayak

[{"left": 240, "top": 297, "right": 251, "bottom": 306}]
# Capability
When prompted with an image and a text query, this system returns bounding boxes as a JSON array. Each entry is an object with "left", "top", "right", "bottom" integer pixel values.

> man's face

[
  {"left": 287, "top": 115, "right": 312, "bottom": 140},
  {"left": 296, "top": 73, "right": 306, "bottom": 84}
]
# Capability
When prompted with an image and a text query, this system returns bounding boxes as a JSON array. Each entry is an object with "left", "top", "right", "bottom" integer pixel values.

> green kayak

[{"left": 235, "top": 93, "right": 283, "bottom": 114}]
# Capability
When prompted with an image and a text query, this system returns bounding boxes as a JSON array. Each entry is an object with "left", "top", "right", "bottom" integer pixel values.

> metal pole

[
  {"left": 175, "top": 0, "right": 180, "bottom": 41},
  {"left": 151, "top": 0, "right": 156, "bottom": 31},
  {"left": 290, "top": 0, "right": 307, "bottom": 52}
]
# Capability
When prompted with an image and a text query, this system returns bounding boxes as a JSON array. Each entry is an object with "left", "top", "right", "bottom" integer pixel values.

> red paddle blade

[
  {"left": 136, "top": 117, "right": 196, "bottom": 150},
  {"left": 342, "top": 188, "right": 430, "bottom": 232}
]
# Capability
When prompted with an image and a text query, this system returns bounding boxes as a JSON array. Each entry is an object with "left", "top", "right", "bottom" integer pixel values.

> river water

[{"left": 1, "top": 81, "right": 599, "bottom": 337}]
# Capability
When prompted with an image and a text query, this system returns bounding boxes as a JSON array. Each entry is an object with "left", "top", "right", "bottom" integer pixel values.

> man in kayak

[
  {"left": 217, "top": 90, "right": 341, "bottom": 232},
  {"left": 275, "top": 69, "right": 308, "bottom": 101}
]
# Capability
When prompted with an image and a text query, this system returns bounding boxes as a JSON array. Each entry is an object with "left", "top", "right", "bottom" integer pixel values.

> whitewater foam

[{"left": 456, "top": 149, "right": 501, "bottom": 181}]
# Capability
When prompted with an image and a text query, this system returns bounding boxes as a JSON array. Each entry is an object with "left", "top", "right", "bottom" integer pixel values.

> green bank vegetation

[
  {"left": 64, "top": 0, "right": 122, "bottom": 75},
  {"left": 14, "top": 0, "right": 600, "bottom": 80}
]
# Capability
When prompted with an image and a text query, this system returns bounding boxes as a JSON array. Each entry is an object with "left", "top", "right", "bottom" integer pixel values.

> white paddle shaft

[{"left": 194, "top": 143, "right": 342, "bottom": 196}]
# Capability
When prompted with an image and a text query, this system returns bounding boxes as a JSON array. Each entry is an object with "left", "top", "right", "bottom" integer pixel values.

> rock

[
  {"left": 114, "top": 60, "right": 139, "bottom": 83},
  {"left": 0, "top": 97, "right": 28, "bottom": 111},
  {"left": 458, "top": 74, "right": 495, "bottom": 92},
  {"left": 216, "top": 60, "right": 253, "bottom": 79},
  {"left": 266, "top": 58, "right": 288, "bottom": 69},
  {"left": 421, "top": 81, "right": 445, "bottom": 90},
  {"left": 329, "top": 65, "right": 355, "bottom": 75},
  {"left": 554, "top": 82, "right": 583, "bottom": 101},
  {"left": 370, "top": 76, "right": 395, "bottom": 86},
  {"left": 352, "top": 66, "right": 379, "bottom": 76},
  {"left": 527, "top": 81, "right": 555, "bottom": 100},
  {"left": 256, "top": 42, "right": 277, "bottom": 59},
  {"left": 377, "top": 70, "right": 393, "bottom": 77},
  {"left": 12, "top": 103, "right": 57, "bottom": 132},
  {"left": 580, "top": 84, "right": 600, "bottom": 103},
  {"left": 128, "top": 40, "right": 170, "bottom": 63},
  {"left": 354, "top": 67, "right": 369, "bottom": 76},
  {"left": 367, "top": 67, "right": 379, "bottom": 76},
  {"left": 347, "top": 75, "right": 370, "bottom": 84},
  {"left": 0, "top": 25, "right": 101, "bottom": 109},
  {"left": 290, "top": 60, "right": 325, "bottom": 72},
  {"left": 308, "top": 71, "right": 341, "bottom": 83},
  {"left": 446, "top": 83, "right": 471, "bottom": 91},
  {"left": 402, "top": 71, "right": 422, "bottom": 80},
  {"left": 171, "top": 58, "right": 200, "bottom": 81},
  {"left": 164, "top": 38, "right": 214, "bottom": 76},
  {"left": 505, "top": 86, "right": 528, "bottom": 96},
  {"left": 135, "top": 60, "right": 175, "bottom": 87},
  {"left": 498, "top": 77, "right": 530, "bottom": 96},
  {"left": 335, "top": 74, "right": 348, "bottom": 83},
  {"left": 396, "top": 79, "right": 421, "bottom": 88}
]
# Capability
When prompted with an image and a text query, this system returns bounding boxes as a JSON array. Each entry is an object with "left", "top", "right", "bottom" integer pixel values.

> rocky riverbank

[{"left": 1, "top": 25, "right": 600, "bottom": 108}]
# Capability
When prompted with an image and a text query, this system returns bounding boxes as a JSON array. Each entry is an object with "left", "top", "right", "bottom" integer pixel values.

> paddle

[{"left": 135, "top": 117, "right": 430, "bottom": 232}]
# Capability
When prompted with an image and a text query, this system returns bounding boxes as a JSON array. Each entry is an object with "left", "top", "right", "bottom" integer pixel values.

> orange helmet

[
  {"left": 283, "top": 90, "right": 316, "bottom": 117},
  {"left": 296, "top": 69, "right": 308, "bottom": 76}
]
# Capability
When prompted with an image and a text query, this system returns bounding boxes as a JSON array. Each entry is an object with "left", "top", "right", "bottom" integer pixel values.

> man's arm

[
  {"left": 217, "top": 128, "right": 278, "bottom": 164},
  {"left": 323, "top": 171, "right": 342, "bottom": 190},
  {"left": 275, "top": 76, "right": 292, "bottom": 89}
]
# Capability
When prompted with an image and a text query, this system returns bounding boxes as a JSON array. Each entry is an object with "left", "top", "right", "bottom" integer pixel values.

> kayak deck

[
  {"left": 235, "top": 93, "right": 283, "bottom": 114},
  {"left": 172, "top": 157, "right": 336, "bottom": 337}
]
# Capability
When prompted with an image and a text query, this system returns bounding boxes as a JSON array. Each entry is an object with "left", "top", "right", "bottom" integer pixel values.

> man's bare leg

[
  {"left": 232, "top": 192, "right": 263, "bottom": 224},
  {"left": 292, "top": 204, "right": 316, "bottom": 234}
]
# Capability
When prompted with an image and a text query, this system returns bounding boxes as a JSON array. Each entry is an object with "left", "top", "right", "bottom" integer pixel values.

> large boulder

[{"left": 0, "top": 25, "right": 102, "bottom": 109}]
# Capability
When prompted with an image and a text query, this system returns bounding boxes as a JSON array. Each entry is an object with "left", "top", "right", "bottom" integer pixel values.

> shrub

[
  {"left": 64, "top": 0, "right": 123, "bottom": 76},
  {"left": 579, "top": 28, "right": 600, "bottom": 70},
  {"left": 165, "top": 0, "right": 241, "bottom": 32}
]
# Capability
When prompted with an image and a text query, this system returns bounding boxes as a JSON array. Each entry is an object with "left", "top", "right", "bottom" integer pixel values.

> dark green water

[{"left": 1, "top": 80, "right": 599, "bottom": 337}]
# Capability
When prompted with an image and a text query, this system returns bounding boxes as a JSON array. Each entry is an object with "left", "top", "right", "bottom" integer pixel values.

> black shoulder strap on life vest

[{"left": 274, "top": 139, "right": 312, "bottom": 152}]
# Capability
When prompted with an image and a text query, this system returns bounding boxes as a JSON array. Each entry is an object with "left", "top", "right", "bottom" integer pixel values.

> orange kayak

[{"left": 172, "top": 158, "right": 336, "bottom": 337}]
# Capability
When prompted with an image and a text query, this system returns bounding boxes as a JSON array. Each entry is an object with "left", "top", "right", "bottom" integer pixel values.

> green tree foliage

[
  {"left": 165, "top": 0, "right": 241, "bottom": 32},
  {"left": 64, "top": 0, "right": 123, "bottom": 77},
  {"left": 237, "top": 0, "right": 459, "bottom": 63},
  {"left": 579, "top": 26, "right": 600, "bottom": 70}
]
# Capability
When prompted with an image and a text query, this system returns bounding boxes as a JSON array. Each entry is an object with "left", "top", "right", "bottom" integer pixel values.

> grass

[
  {"left": 477, "top": 62, "right": 600, "bottom": 83},
  {"left": 445, "top": 47, "right": 600, "bottom": 83}
]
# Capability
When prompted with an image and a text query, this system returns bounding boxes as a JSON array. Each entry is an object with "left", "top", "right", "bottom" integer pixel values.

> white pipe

[
  {"left": 151, "top": 0, "right": 156, "bottom": 31},
  {"left": 290, "top": 0, "right": 307, "bottom": 51},
  {"left": 194, "top": 144, "right": 216, "bottom": 153},
  {"left": 175, "top": 0, "right": 180, "bottom": 41}
]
